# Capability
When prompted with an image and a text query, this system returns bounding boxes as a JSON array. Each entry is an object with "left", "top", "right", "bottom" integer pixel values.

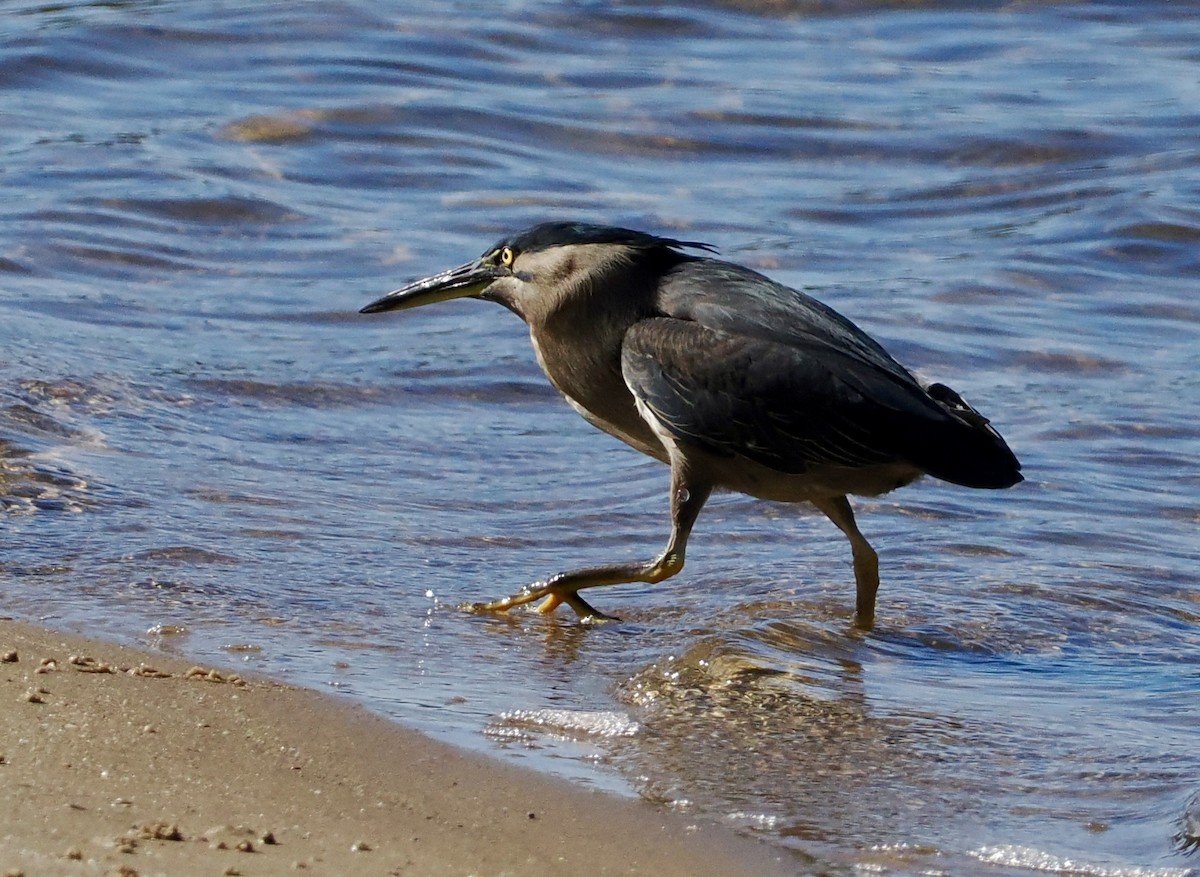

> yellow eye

[{"left": 499, "top": 246, "right": 515, "bottom": 268}]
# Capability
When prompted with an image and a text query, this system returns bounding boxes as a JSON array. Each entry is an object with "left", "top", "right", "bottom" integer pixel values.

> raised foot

[
  {"left": 461, "top": 587, "right": 620, "bottom": 622},
  {"left": 551, "top": 591, "right": 620, "bottom": 622}
]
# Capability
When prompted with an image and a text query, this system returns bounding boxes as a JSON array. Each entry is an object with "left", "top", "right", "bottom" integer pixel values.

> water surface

[{"left": 2, "top": 2, "right": 1198, "bottom": 875}]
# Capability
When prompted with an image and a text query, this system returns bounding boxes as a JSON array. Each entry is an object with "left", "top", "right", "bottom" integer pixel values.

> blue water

[{"left": 2, "top": 2, "right": 1198, "bottom": 874}]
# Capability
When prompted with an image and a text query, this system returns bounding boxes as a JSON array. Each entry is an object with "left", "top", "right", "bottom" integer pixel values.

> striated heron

[{"left": 360, "top": 222, "right": 1022, "bottom": 628}]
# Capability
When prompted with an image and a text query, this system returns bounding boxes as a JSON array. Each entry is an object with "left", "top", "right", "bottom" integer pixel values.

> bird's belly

[{"left": 687, "top": 445, "right": 924, "bottom": 503}]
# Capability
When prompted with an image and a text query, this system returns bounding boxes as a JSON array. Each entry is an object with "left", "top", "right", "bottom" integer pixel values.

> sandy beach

[{"left": 0, "top": 619, "right": 791, "bottom": 877}]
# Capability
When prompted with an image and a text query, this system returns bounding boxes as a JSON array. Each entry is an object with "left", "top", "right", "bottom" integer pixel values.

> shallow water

[{"left": 2, "top": 2, "right": 1199, "bottom": 874}]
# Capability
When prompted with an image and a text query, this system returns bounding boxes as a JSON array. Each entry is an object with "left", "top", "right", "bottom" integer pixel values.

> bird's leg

[
  {"left": 469, "top": 464, "right": 712, "bottom": 621},
  {"left": 812, "top": 495, "right": 880, "bottom": 630}
]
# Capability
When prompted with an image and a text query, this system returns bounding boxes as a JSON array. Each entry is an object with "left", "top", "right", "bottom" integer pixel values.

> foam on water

[
  {"left": 970, "top": 845, "right": 1198, "bottom": 877},
  {"left": 487, "top": 709, "right": 641, "bottom": 741}
]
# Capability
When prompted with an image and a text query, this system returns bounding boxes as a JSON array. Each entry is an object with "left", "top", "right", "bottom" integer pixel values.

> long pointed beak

[{"left": 359, "top": 258, "right": 500, "bottom": 314}]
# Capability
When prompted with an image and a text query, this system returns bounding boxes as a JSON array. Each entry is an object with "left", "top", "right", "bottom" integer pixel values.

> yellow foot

[
  {"left": 462, "top": 589, "right": 619, "bottom": 622},
  {"left": 535, "top": 593, "right": 564, "bottom": 614},
  {"left": 463, "top": 592, "right": 535, "bottom": 614},
  {"left": 546, "top": 592, "right": 620, "bottom": 622}
]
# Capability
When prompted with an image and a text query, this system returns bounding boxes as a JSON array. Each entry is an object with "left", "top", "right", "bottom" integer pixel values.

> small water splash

[
  {"left": 970, "top": 845, "right": 1198, "bottom": 877},
  {"left": 0, "top": 452, "right": 92, "bottom": 516},
  {"left": 1176, "top": 793, "right": 1200, "bottom": 856},
  {"left": 725, "top": 811, "right": 783, "bottom": 831},
  {"left": 485, "top": 708, "right": 641, "bottom": 741}
]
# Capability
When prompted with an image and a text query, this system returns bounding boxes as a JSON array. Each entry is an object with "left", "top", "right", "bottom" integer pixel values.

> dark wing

[
  {"left": 630, "top": 259, "right": 1022, "bottom": 487},
  {"left": 621, "top": 318, "right": 931, "bottom": 475},
  {"left": 655, "top": 259, "right": 917, "bottom": 387}
]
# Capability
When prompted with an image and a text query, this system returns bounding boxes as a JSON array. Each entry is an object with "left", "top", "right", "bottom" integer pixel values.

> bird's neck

[{"left": 527, "top": 267, "right": 664, "bottom": 459}]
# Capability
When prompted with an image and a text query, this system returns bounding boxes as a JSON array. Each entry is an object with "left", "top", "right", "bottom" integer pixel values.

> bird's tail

[{"left": 912, "top": 383, "right": 1023, "bottom": 489}]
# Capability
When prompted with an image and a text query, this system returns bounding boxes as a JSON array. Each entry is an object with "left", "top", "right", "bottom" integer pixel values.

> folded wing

[{"left": 621, "top": 260, "right": 1021, "bottom": 488}]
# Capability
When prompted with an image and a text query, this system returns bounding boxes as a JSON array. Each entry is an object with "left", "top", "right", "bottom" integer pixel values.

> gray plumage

[{"left": 361, "top": 221, "right": 1021, "bottom": 626}]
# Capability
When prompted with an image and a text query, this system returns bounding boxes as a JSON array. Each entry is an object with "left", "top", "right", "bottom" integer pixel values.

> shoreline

[{"left": 0, "top": 617, "right": 792, "bottom": 876}]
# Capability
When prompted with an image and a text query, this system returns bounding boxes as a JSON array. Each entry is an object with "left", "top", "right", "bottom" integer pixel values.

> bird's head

[{"left": 359, "top": 222, "right": 714, "bottom": 322}]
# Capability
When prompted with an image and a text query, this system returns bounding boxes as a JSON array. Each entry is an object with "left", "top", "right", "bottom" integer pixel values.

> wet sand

[{"left": 0, "top": 619, "right": 791, "bottom": 877}]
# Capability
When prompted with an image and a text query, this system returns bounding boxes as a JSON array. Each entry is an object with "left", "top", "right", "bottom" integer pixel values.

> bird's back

[
  {"left": 656, "top": 259, "right": 912, "bottom": 382},
  {"left": 631, "top": 257, "right": 1021, "bottom": 490}
]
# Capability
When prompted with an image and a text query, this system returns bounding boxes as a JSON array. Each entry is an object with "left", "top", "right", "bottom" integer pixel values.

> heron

[{"left": 360, "top": 222, "right": 1021, "bottom": 628}]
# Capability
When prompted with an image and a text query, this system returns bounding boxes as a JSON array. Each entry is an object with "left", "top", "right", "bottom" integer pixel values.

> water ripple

[{"left": 2, "top": 2, "right": 1198, "bottom": 875}]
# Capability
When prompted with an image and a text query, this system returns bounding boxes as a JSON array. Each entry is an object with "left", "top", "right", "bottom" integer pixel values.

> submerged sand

[{"left": 0, "top": 619, "right": 791, "bottom": 876}]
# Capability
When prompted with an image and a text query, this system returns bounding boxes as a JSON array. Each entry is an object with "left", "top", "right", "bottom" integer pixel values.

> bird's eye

[{"left": 499, "top": 246, "right": 515, "bottom": 268}]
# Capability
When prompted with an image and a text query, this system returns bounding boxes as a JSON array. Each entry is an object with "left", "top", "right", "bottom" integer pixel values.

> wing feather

[
  {"left": 615, "top": 256, "right": 1020, "bottom": 487},
  {"left": 621, "top": 318, "right": 937, "bottom": 475}
]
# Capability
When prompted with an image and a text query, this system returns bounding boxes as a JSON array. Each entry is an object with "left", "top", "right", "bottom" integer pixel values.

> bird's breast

[{"left": 528, "top": 328, "right": 666, "bottom": 461}]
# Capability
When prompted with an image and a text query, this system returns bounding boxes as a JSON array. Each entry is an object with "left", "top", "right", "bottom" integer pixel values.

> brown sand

[{"left": 0, "top": 619, "right": 792, "bottom": 877}]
